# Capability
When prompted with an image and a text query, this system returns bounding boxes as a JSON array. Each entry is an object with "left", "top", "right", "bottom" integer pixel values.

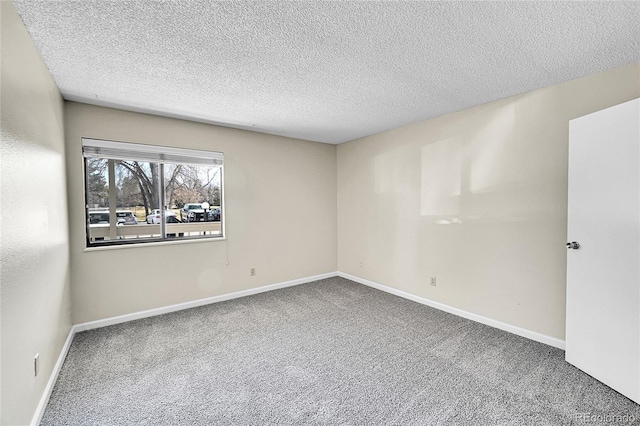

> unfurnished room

[{"left": 1, "top": 1, "right": 640, "bottom": 425}]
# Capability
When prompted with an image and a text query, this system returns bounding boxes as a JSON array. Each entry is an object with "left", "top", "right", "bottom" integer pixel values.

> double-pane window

[{"left": 83, "top": 138, "right": 224, "bottom": 247}]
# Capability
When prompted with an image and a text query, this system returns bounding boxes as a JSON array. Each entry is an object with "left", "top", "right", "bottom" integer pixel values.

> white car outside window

[{"left": 146, "top": 209, "right": 177, "bottom": 224}]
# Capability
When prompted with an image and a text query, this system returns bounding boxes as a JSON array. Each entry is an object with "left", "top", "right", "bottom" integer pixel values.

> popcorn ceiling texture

[{"left": 14, "top": 1, "right": 640, "bottom": 144}]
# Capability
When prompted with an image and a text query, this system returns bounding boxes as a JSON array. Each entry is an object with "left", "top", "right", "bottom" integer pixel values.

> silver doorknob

[{"left": 566, "top": 241, "right": 581, "bottom": 250}]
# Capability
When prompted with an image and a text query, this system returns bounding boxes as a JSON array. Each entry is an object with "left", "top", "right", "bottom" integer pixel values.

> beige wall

[
  {"left": 65, "top": 102, "right": 337, "bottom": 324},
  {"left": 0, "top": 2, "right": 73, "bottom": 425},
  {"left": 2, "top": 5, "right": 636, "bottom": 421},
  {"left": 337, "top": 63, "right": 640, "bottom": 341}
]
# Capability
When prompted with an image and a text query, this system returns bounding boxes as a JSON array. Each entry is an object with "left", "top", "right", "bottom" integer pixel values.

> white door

[{"left": 566, "top": 98, "right": 640, "bottom": 404}]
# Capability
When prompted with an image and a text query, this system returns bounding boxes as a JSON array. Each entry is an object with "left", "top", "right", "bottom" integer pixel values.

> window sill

[{"left": 83, "top": 236, "right": 227, "bottom": 252}]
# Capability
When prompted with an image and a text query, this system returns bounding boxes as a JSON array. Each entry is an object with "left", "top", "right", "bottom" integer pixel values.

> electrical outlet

[
  {"left": 359, "top": 262, "right": 363, "bottom": 268},
  {"left": 34, "top": 353, "right": 40, "bottom": 376},
  {"left": 430, "top": 277, "right": 437, "bottom": 286},
  {"left": 250, "top": 268, "right": 255, "bottom": 276}
]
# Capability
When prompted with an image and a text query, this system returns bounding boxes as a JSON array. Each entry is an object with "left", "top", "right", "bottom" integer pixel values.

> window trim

[
  {"left": 82, "top": 138, "right": 223, "bottom": 165},
  {"left": 82, "top": 138, "right": 225, "bottom": 248}
]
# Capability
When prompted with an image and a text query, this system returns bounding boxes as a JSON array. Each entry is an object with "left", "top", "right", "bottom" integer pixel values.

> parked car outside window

[
  {"left": 89, "top": 210, "right": 138, "bottom": 225},
  {"left": 115, "top": 211, "right": 138, "bottom": 225},
  {"left": 146, "top": 209, "right": 177, "bottom": 224},
  {"left": 207, "top": 207, "right": 221, "bottom": 221},
  {"left": 180, "top": 203, "right": 206, "bottom": 222},
  {"left": 89, "top": 211, "right": 109, "bottom": 224}
]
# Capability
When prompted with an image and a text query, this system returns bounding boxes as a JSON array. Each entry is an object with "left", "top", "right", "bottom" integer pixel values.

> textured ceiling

[{"left": 13, "top": 1, "right": 640, "bottom": 144}]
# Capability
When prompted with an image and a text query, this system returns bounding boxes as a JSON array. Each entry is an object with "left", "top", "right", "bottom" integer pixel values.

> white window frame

[{"left": 82, "top": 138, "right": 224, "bottom": 247}]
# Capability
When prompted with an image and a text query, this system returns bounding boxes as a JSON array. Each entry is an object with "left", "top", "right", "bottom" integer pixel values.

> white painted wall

[
  {"left": 3, "top": 3, "right": 637, "bottom": 420},
  {"left": 65, "top": 103, "right": 337, "bottom": 324},
  {"left": 0, "top": 2, "right": 73, "bottom": 425},
  {"left": 337, "top": 63, "right": 640, "bottom": 341}
]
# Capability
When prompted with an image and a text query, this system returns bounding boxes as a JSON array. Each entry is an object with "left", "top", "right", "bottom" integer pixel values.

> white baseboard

[
  {"left": 337, "top": 271, "right": 565, "bottom": 350},
  {"left": 74, "top": 271, "right": 339, "bottom": 332},
  {"left": 31, "top": 326, "right": 76, "bottom": 426}
]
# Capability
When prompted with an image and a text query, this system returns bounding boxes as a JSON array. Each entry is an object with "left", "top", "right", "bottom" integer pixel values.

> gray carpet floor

[{"left": 41, "top": 277, "right": 640, "bottom": 425}]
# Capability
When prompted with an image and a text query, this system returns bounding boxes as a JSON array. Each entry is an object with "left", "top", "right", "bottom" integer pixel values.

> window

[{"left": 83, "top": 138, "right": 224, "bottom": 247}]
